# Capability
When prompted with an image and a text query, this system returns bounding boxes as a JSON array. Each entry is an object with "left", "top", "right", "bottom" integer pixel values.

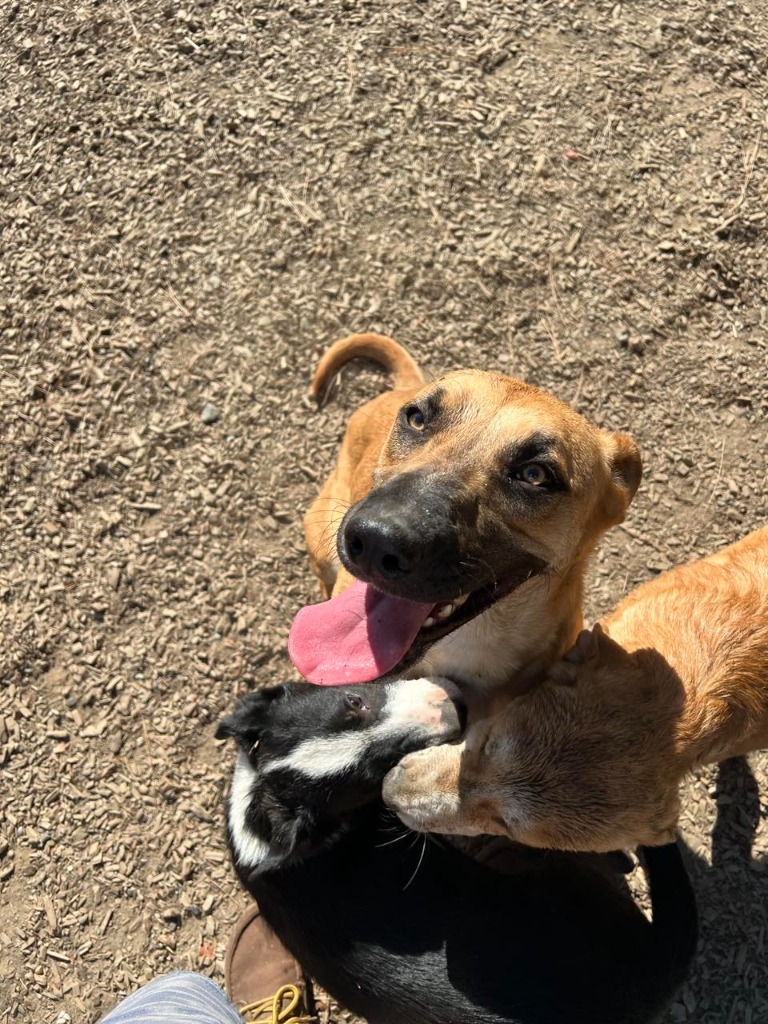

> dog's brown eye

[
  {"left": 344, "top": 693, "right": 367, "bottom": 712},
  {"left": 516, "top": 463, "right": 551, "bottom": 487},
  {"left": 405, "top": 406, "right": 426, "bottom": 431}
]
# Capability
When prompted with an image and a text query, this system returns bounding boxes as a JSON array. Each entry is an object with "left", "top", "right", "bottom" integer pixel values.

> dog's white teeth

[{"left": 424, "top": 595, "right": 470, "bottom": 630}]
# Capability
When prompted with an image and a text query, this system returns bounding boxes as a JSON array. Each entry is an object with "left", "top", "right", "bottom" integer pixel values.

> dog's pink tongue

[{"left": 288, "top": 580, "right": 434, "bottom": 685}]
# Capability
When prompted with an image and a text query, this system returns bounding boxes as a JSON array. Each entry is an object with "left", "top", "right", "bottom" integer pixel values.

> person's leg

[
  {"left": 98, "top": 903, "right": 315, "bottom": 1024},
  {"left": 99, "top": 971, "right": 242, "bottom": 1024},
  {"left": 225, "top": 903, "right": 313, "bottom": 1022}
]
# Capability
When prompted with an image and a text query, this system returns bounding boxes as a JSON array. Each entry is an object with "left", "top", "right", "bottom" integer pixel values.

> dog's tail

[
  {"left": 310, "top": 333, "right": 424, "bottom": 405},
  {"left": 641, "top": 842, "right": 698, "bottom": 985}
]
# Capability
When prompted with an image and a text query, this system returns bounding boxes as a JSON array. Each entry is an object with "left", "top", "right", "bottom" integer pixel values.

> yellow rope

[{"left": 240, "top": 983, "right": 314, "bottom": 1024}]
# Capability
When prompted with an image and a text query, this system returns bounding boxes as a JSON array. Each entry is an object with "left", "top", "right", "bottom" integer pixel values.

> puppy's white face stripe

[
  {"left": 265, "top": 728, "right": 375, "bottom": 779},
  {"left": 228, "top": 752, "right": 273, "bottom": 870},
  {"left": 264, "top": 678, "right": 457, "bottom": 781}
]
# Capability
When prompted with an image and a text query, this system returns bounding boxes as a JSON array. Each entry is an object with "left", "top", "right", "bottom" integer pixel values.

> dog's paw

[{"left": 383, "top": 745, "right": 469, "bottom": 834}]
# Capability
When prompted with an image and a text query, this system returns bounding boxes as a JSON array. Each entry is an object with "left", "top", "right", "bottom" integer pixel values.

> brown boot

[{"left": 225, "top": 902, "right": 315, "bottom": 1023}]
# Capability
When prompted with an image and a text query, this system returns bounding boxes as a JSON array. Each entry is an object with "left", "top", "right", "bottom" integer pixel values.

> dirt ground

[{"left": 1, "top": 1, "right": 767, "bottom": 1021}]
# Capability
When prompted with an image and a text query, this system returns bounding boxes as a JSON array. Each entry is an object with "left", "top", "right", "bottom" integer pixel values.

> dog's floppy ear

[
  {"left": 244, "top": 805, "right": 318, "bottom": 878},
  {"left": 215, "top": 685, "right": 287, "bottom": 747},
  {"left": 600, "top": 431, "right": 642, "bottom": 524},
  {"left": 547, "top": 625, "right": 617, "bottom": 685}
]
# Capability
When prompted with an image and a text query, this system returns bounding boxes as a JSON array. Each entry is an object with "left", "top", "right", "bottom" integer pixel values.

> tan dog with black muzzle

[
  {"left": 290, "top": 333, "right": 642, "bottom": 695},
  {"left": 384, "top": 527, "right": 768, "bottom": 852}
]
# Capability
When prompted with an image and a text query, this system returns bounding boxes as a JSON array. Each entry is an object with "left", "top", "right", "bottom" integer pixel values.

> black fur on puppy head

[{"left": 216, "top": 677, "right": 464, "bottom": 877}]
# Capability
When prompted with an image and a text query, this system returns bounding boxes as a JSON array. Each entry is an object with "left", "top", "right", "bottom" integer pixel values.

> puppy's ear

[
  {"left": 271, "top": 811, "right": 311, "bottom": 861},
  {"left": 215, "top": 685, "right": 287, "bottom": 746},
  {"left": 601, "top": 431, "right": 642, "bottom": 524},
  {"left": 245, "top": 809, "right": 316, "bottom": 878}
]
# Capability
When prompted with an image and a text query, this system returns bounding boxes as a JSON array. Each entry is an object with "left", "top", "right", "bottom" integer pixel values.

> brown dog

[
  {"left": 290, "top": 333, "right": 642, "bottom": 692},
  {"left": 384, "top": 527, "right": 768, "bottom": 851}
]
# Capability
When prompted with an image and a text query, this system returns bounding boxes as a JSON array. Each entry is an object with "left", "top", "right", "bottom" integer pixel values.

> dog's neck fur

[{"left": 414, "top": 571, "right": 583, "bottom": 694}]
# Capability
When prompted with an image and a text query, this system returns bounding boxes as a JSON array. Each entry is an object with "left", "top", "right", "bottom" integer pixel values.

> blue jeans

[{"left": 99, "top": 972, "right": 242, "bottom": 1023}]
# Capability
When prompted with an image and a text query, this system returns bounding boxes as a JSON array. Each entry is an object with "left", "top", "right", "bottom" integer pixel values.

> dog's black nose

[
  {"left": 337, "top": 471, "right": 470, "bottom": 602},
  {"left": 342, "top": 517, "right": 414, "bottom": 579}
]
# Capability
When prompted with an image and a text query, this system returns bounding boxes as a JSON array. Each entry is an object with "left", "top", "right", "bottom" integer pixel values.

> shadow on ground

[{"left": 667, "top": 758, "right": 768, "bottom": 1023}]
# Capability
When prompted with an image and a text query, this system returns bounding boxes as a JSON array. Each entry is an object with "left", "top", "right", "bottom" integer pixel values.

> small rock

[{"left": 201, "top": 403, "right": 220, "bottom": 425}]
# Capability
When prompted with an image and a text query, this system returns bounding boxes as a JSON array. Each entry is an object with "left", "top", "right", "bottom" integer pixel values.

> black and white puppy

[
  {"left": 219, "top": 676, "right": 464, "bottom": 875},
  {"left": 217, "top": 678, "right": 697, "bottom": 1024}
]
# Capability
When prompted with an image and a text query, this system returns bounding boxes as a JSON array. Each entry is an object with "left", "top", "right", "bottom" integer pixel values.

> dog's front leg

[{"left": 383, "top": 743, "right": 500, "bottom": 836}]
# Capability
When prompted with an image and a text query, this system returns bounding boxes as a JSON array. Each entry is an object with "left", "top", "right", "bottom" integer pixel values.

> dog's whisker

[
  {"left": 305, "top": 497, "right": 352, "bottom": 509},
  {"left": 465, "top": 555, "right": 498, "bottom": 588},
  {"left": 403, "top": 833, "right": 429, "bottom": 891},
  {"left": 308, "top": 499, "right": 351, "bottom": 508},
  {"left": 315, "top": 525, "right": 341, "bottom": 546},
  {"left": 406, "top": 830, "right": 425, "bottom": 855},
  {"left": 375, "top": 829, "right": 412, "bottom": 848},
  {"left": 303, "top": 508, "right": 349, "bottom": 521}
]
